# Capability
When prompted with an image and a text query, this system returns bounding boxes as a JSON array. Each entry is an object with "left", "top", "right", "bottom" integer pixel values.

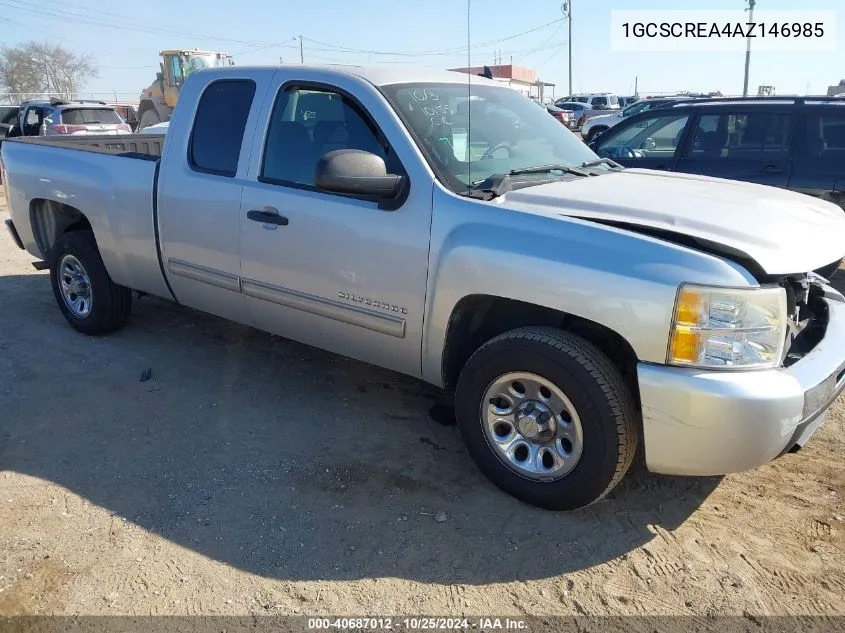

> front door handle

[
  {"left": 761, "top": 165, "right": 784, "bottom": 174},
  {"left": 247, "top": 209, "right": 289, "bottom": 226}
]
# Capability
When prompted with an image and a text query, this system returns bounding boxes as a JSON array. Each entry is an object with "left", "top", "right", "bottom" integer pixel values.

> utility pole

[
  {"left": 742, "top": 0, "right": 756, "bottom": 96},
  {"left": 563, "top": 1, "right": 572, "bottom": 95},
  {"left": 299, "top": 35, "right": 304, "bottom": 64},
  {"left": 634, "top": 75, "right": 638, "bottom": 97}
]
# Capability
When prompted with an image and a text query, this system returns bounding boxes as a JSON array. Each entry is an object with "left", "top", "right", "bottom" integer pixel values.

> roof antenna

[{"left": 466, "top": 0, "right": 472, "bottom": 191}]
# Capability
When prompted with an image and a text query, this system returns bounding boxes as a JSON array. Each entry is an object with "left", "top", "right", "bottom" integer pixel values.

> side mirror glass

[{"left": 316, "top": 149, "right": 405, "bottom": 202}]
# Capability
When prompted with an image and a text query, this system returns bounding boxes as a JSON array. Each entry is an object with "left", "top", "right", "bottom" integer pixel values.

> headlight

[{"left": 668, "top": 284, "right": 787, "bottom": 369}]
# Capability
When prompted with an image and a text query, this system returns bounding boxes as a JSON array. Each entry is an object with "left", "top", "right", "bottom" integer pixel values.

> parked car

[
  {"left": 0, "top": 105, "right": 20, "bottom": 149},
  {"left": 14, "top": 98, "right": 132, "bottom": 137},
  {"left": 539, "top": 102, "right": 576, "bottom": 127},
  {"left": 0, "top": 105, "right": 19, "bottom": 131},
  {"left": 139, "top": 120, "right": 169, "bottom": 134},
  {"left": 4, "top": 66, "right": 845, "bottom": 511},
  {"left": 107, "top": 102, "right": 140, "bottom": 132},
  {"left": 588, "top": 96, "right": 845, "bottom": 275},
  {"left": 564, "top": 93, "right": 621, "bottom": 111},
  {"left": 553, "top": 101, "right": 599, "bottom": 132},
  {"left": 581, "top": 96, "right": 696, "bottom": 143}
]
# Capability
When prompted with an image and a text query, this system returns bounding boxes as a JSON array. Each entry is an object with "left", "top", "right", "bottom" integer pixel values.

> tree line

[{"left": 0, "top": 41, "right": 97, "bottom": 102}]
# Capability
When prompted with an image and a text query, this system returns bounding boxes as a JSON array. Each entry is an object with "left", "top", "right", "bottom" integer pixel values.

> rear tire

[
  {"left": 49, "top": 231, "right": 132, "bottom": 335},
  {"left": 455, "top": 327, "right": 638, "bottom": 511}
]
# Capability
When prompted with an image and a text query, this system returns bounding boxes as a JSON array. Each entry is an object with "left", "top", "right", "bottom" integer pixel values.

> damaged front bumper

[{"left": 637, "top": 290, "right": 845, "bottom": 476}]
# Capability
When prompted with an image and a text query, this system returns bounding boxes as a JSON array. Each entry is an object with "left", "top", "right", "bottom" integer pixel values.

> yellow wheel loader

[{"left": 138, "top": 49, "right": 234, "bottom": 130}]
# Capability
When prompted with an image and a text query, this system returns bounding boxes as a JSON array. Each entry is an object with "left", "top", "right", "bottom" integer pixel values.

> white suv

[
  {"left": 567, "top": 93, "right": 620, "bottom": 111},
  {"left": 580, "top": 96, "right": 693, "bottom": 143}
]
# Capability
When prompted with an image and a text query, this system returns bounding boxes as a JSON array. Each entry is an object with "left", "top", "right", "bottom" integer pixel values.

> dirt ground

[{"left": 0, "top": 184, "right": 843, "bottom": 618}]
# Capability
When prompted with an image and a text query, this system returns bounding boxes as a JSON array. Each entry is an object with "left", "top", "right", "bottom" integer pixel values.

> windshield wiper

[
  {"left": 509, "top": 164, "right": 591, "bottom": 177},
  {"left": 580, "top": 158, "right": 623, "bottom": 170},
  {"left": 464, "top": 165, "right": 590, "bottom": 200}
]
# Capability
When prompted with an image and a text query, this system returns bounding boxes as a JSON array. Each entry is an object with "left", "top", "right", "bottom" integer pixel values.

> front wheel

[
  {"left": 49, "top": 231, "right": 132, "bottom": 335},
  {"left": 455, "top": 327, "right": 638, "bottom": 510}
]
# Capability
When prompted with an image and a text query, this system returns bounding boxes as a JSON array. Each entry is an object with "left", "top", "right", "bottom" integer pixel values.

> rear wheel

[
  {"left": 455, "top": 327, "right": 638, "bottom": 510},
  {"left": 49, "top": 231, "right": 132, "bottom": 335}
]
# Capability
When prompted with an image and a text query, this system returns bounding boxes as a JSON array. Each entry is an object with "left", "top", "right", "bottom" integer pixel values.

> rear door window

[
  {"left": 189, "top": 79, "right": 256, "bottom": 177},
  {"left": 592, "top": 96, "right": 608, "bottom": 108},
  {"left": 803, "top": 112, "right": 845, "bottom": 157},
  {"left": 688, "top": 112, "right": 791, "bottom": 158}
]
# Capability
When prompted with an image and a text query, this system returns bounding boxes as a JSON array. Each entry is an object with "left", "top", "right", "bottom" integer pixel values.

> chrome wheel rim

[
  {"left": 481, "top": 372, "right": 584, "bottom": 481},
  {"left": 58, "top": 254, "right": 93, "bottom": 318}
]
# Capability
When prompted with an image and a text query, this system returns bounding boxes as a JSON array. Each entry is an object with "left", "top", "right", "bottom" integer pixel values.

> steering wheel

[
  {"left": 482, "top": 142, "right": 513, "bottom": 160},
  {"left": 614, "top": 145, "right": 636, "bottom": 159}
]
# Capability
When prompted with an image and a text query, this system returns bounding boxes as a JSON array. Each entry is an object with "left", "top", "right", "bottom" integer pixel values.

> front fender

[{"left": 420, "top": 186, "right": 756, "bottom": 386}]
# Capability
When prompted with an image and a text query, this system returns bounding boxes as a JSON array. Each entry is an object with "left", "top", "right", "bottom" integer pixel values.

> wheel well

[
  {"left": 441, "top": 295, "right": 640, "bottom": 397},
  {"left": 29, "top": 199, "right": 92, "bottom": 260}
]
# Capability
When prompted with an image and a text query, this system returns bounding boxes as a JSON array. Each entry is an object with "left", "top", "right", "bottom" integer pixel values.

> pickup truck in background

[{"left": 3, "top": 65, "right": 845, "bottom": 511}]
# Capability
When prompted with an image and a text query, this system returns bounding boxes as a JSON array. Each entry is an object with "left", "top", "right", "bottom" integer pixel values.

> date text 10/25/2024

[{"left": 308, "top": 618, "right": 528, "bottom": 630}]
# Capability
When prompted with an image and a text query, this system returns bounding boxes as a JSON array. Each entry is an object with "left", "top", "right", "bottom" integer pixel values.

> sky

[{"left": 0, "top": 0, "right": 842, "bottom": 101}]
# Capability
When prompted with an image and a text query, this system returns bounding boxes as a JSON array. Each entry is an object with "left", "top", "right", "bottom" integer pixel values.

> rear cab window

[{"left": 189, "top": 79, "right": 256, "bottom": 177}]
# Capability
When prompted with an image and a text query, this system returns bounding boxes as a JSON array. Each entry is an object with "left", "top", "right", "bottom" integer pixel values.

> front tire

[
  {"left": 455, "top": 327, "right": 638, "bottom": 510},
  {"left": 49, "top": 231, "right": 132, "bottom": 335}
]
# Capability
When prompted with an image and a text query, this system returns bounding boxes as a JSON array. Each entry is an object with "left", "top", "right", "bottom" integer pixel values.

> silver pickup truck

[{"left": 3, "top": 65, "right": 845, "bottom": 511}]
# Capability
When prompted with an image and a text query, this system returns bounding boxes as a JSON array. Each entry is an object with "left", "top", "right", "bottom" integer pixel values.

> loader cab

[{"left": 160, "top": 50, "right": 235, "bottom": 108}]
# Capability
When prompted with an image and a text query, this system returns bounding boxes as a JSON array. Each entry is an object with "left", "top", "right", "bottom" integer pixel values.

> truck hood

[{"left": 501, "top": 169, "right": 845, "bottom": 276}]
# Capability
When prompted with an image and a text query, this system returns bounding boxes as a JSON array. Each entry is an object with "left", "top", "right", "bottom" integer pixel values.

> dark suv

[{"left": 589, "top": 96, "right": 845, "bottom": 214}]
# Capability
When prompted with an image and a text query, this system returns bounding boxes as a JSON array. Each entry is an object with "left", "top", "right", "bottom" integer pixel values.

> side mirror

[
  {"left": 316, "top": 150, "right": 405, "bottom": 201},
  {"left": 5, "top": 124, "right": 20, "bottom": 138},
  {"left": 156, "top": 71, "right": 164, "bottom": 81},
  {"left": 587, "top": 140, "right": 598, "bottom": 151}
]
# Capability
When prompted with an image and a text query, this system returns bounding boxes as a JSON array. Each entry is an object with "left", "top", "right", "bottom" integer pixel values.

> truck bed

[
  {"left": 1, "top": 136, "right": 171, "bottom": 299},
  {"left": 8, "top": 134, "right": 164, "bottom": 158}
]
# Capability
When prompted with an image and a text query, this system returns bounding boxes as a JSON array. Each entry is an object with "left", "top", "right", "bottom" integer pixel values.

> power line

[
  {"left": 0, "top": 14, "right": 84, "bottom": 45},
  {"left": 0, "top": 0, "right": 292, "bottom": 49},
  {"left": 301, "top": 17, "right": 564, "bottom": 57}
]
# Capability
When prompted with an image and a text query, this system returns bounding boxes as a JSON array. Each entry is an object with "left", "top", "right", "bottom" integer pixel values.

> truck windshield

[{"left": 381, "top": 82, "right": 598, "bottom": 194}]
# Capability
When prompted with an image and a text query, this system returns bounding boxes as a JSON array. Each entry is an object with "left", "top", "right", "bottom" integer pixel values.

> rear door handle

[
  {"left": 761, "top": 165, "right": 784, "bottom": 174},
  {"left": 247, "top": 209, "right": 289, "bottom": 226}
]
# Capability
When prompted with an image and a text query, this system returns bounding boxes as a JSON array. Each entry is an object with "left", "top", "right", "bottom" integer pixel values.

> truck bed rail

[{"left": 5, "top": 134, "right": 164, "bottom": 158}]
